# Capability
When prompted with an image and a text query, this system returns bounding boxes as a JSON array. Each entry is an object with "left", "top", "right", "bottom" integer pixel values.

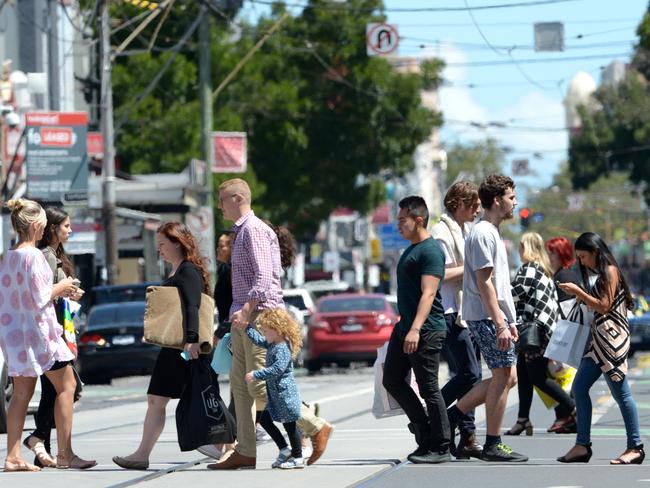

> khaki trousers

[{"left": 230, "top": 312, "right": 327, "bottom": 457}]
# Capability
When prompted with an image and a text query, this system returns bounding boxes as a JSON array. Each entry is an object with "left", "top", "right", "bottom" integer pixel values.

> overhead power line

[
  {"left": 445, "top": 51, "right": 631, "bottom": 67},
  {"left": 247, "top": 0, "right": 580, "bottom": 13}
]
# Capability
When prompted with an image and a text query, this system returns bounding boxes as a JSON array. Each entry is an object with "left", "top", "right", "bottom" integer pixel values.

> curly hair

[
  {"left": 478, "top": 174, "right": 515, "bottom": 210},
  {"left": 157, "top": 221, "right": 211, "bottom": 296},
  {"left": 444, "top": 181, "right": 479, "bottom": 213},
  {"left": 255, "top": 308, "right": 303, "bottom": 359}
]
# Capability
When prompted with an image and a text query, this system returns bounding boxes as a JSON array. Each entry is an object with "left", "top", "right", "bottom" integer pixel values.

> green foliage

[
  {"left": 108, "top": 0, "right": 442, "bottom": 237},
  {"left": 443, "top": 138, "right": 505, "bottom": 188}
]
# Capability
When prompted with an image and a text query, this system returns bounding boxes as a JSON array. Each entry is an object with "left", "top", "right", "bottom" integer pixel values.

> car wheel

[
  {"left": 306, "top": 359, "right": 322, "bottom": 374},
  {"left": 0, "top": 364, "right": 13, "bottom": 434}
]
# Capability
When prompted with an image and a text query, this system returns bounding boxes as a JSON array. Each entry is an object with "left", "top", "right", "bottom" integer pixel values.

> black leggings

[
  {"left": 258, "top": 410, "right": 302, "bottom": 458},
  {"left": 516, "top": 351, "right": 575, "bottom": 419}
]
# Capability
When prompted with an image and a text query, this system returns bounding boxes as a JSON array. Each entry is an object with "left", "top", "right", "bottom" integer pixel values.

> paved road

[{"left": 1, "top": 357, "right": 649, "bottom": 487}]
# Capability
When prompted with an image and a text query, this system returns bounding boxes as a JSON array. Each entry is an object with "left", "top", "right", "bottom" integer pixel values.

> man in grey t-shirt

[{"left": 446, "top": 174, "right": 528, "bottom": 463}]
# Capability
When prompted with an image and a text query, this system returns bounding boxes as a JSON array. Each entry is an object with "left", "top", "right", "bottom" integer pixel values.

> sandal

[
  {"left": 504, "top": 418, "right": 533, "bottom": 436},
  {"left": 548, "top": 412, "right": 576, "bottom": 433},
  {"left": 23, "top": 435, "right": 56, "bottom": 468},
  {"left": 611, "top": 445, "right": 645, "bottom": 465},
  {"left": 4, "top": 458, "right": 41, "bottom": 472},
  {"left": 56, "top": 454, "right": 97, "bottom": 470}
]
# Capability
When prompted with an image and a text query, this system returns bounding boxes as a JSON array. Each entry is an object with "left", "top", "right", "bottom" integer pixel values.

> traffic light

[{"left": 519, "top": 207, "right": 530, "bottom": 230}]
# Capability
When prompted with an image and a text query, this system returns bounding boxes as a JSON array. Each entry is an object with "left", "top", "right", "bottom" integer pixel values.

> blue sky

[{"left": 240, "top": 0, "right": 649, "bottom": 197}]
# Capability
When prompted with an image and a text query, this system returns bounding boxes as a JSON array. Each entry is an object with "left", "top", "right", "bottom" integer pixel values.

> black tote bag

[{"left": 175, "top": 360, "right": 236, "bottom": 451}]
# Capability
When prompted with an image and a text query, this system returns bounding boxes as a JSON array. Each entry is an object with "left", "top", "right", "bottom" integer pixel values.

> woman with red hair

[
  {"left": 546, "top": 237, "right": 578, "bottom": 303},
  {"left": 113, "top": 222, "right": 212, "bottom": 470}
]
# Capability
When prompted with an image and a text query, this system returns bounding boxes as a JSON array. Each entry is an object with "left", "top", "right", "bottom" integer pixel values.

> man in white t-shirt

[
  {"left": 446, "top": 174, "right": 528, "bottom": 463},
  {"left": 431, "top": 181, "right": 483, "bottom": 460}
]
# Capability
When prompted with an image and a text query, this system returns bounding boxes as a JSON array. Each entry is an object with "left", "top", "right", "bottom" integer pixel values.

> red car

[{"left": 305, "top": 293, "right": 398, "bottom": 373}]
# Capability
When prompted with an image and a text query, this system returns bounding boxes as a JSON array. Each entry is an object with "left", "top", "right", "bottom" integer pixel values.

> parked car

[
  {"left": 283, "top": 288, "right": 316, "bottom": 323},
  {"left": 76, "top": 301, "right": 160, "bottom": 384},
  {"left": 303, "top": 280, "right": 352, "bottom": 300},
  {"left": 305, "top": 293, "right": 398, "bottom": 373},
  {"left": 629, "top": 313, "right": 650, "bottom": 357}
]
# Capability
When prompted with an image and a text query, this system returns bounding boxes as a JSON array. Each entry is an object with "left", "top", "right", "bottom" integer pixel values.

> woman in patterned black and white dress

[{"left": 504, "top": 232, "right": 575, "bottom": 436}]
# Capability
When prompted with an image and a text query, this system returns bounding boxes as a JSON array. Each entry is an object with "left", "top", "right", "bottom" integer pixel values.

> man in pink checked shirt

[{"left": 209, "top": 178, "right": 333, "bottom": 471}]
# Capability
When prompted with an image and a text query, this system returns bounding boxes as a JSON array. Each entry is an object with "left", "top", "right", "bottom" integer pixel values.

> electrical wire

[
  {"left": 398, "top": 18, "right": 638, "bottom": 28},
  {"left": 445, "top": 51, "right": 632, "bottom": 67},
  {"left": 246, "top": 0, "right": 580, "bottom": 13}
]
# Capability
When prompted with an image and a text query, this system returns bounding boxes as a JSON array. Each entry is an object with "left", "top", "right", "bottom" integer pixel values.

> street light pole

[{"left": 100, "top": 0, "right": 118, "bottom": 284}]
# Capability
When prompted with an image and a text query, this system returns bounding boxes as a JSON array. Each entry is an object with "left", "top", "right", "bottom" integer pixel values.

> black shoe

[
  {"left": 456, "top": 432, "right": 483, "bottom": 460},
  {"left": 557, "top": 444, "right": 592, "bottom": 463},
  {"left": 407, "top": 445, "right": 430, "bottom": 460},
  {"left": 407, "top": 422, "right": 431, "bottom": 460},
  {"left": 409, "top": 450, "right": 452, "bottom": 464},
  {"left": 481, "top": 443, "right": 528, "bottom": 462}
]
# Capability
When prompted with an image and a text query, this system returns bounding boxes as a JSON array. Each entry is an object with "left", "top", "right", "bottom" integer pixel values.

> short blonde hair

[
  {"left": 6, "top": 198, "right": 46, "bottom": 239},
  {"left": 219, "top": 178, "right": 251, "bottom": 204},
  {"left": 255, "top": 308, "right": 303, "bottom": 359},
  {"left": 520, "top": 232, "right": 552, "bottom": 277}
]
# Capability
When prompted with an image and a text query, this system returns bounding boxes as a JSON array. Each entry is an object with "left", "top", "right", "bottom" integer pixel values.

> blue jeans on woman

[{"left": 573, "top": 357, "right": 641, "bottom": 448}]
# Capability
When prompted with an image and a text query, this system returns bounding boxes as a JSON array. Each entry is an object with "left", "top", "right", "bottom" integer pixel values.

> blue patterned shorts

[{"left": 467, "top": 319, "right": 517, "bottom": 369}]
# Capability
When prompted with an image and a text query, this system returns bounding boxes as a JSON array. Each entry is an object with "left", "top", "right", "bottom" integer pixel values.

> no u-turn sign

[{"left": 366, "top": 23, "right": 399, "bottom": 57}]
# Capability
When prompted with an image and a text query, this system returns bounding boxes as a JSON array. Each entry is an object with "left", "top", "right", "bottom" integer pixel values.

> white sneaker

[
  {"left": 196, "top": 444, "right": 223, "bottom": 460},
  {"left": 279, "top": 457, "right": 305, "bottom": 469},
  {"left": 256, "top": 425, "right": 272, "bottom": 443},
  {"left": 271, "top": 447, "right": 292, "bottom": 468}
]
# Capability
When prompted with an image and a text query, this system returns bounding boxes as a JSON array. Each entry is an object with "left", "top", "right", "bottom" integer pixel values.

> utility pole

[
  {"left": 100, "top": 0, "right": 118, "bottom": 284},
  {"left": 198, "top": 4, "right": 215, "bottom": 285},
  {"left": 47, "top": 0, "right": 60, "bottom": 111}
]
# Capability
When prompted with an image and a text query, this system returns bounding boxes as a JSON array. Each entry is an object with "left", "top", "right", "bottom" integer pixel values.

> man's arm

[
  {"left": 475, "top": 266, "right": 515, "bottom": 351},
  {"left": 443, "top": 265, "right": 464, "bottom": 283},
  {"left": 403, "top": 274, "right": 440, "bottom": 354}
]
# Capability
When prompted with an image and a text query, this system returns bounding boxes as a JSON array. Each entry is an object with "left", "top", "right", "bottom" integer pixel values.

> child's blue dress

[{"left": 247, "top": 326, "right": 301, "bottom": 422}]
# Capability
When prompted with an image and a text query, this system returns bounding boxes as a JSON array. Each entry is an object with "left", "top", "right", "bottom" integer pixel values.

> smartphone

[{"left": 180, "top": 350, "right": 190, "bottom": 361}]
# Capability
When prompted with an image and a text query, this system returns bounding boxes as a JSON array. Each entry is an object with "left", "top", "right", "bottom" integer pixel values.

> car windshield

[
  {"left": 284, "top": 295, "right": 307, "bottom": 310},
  {"left": 87, "top": 304, "right": 145, "bottom": 330},
  {"left": 319, "top": 297, "right": 385, "bottom": 313}
]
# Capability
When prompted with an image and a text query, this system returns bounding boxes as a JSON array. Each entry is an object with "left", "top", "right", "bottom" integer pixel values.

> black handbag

[
  {"left": 517, "top": 321, "right": 549, "bottom": 351},
  {"left": 175, "top": 360, "right": 236, "bottom": 451}
]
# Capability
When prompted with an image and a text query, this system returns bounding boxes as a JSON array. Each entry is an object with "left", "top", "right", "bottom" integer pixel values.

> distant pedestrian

[
  {"left": 382, "top": 195, "right": 451, "bottom": 464},
  {"left": 234, "top": 308, "right": 305, "bottom": 469},
  {"left": 557, "top": 232, "right": 643, "bottom": 465},
  {"left": 113, "top": 221, "right": 213, "bottom": 470},
  {"left": 0, "top": 199, "right": 95, "bottom": 472},
  {"left": 214, "top": 232, "right": 234, "bottom": 335},
  {"left": 446, "top": 174, "right": 528, "bottom": 462},
  {"left": 210, "top": 178, "right": 332, "bottom": 470},
  {"left": 23, "top": 207, "right": 85, "bottom": 468},
  {"left": 431, "top": 181, "right": 483, "bottom": 460},
  {"left": 505, "top": 232, "right": 575, "bottom": 436}
]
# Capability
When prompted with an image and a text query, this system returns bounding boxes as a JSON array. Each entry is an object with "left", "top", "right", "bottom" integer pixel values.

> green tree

[{"left": 443, "top": 138, "right": 505, "bottom": 188}]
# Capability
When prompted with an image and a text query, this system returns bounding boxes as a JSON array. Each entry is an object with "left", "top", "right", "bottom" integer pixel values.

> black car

[
  {"left": 629, "top": 313, "right": 650, "bottom": 357},
  {"left": 76, "top": 301, "right": 160, "bottom": 384}
]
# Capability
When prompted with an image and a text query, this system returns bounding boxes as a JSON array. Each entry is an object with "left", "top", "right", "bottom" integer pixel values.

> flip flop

[
  {"left": 4, "top": 459, "right": 41, "bottom": 472},
  {"left": 23, "top": 435, "right": 57, "bottom": 468}
]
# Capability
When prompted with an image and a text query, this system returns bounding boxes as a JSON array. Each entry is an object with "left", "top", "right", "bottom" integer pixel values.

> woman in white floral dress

[{"left": 0, "top": 199, "right": 95, "bottom": 472}]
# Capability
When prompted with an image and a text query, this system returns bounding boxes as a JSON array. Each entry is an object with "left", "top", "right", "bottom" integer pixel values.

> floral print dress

[{"left": 0, "top": 247, "right": 74, "bottom": 377}]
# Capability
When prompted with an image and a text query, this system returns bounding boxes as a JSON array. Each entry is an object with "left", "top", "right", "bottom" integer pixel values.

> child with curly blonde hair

[{"left": 235, "top": 308, "right": 304, "bottom": 469}]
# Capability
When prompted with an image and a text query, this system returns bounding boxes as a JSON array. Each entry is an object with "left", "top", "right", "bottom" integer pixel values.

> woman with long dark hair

[
  {"left": 113, "top": 221, "right": 212, "bottom": 470},
  {"left": 557, "top": 232, "right": 643, "bottom": 465},
  {"left": 22, "top": 207, "right": 87, "bottom": 468}
]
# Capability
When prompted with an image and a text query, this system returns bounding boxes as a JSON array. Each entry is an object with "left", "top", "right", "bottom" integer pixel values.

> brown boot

[
  {"left": 207, "top": 450, "right": 256, "bottom": 470},
  {"left": 456, "top": 432, "right": 483, "bottom": 460},
  {"left": 307, "top": 422, "right": 334, "bottom": 465}
]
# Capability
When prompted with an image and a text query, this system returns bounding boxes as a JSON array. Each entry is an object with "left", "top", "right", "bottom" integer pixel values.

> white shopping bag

[
  {"left": 372, "top": 341, "right": 423, "bottom": 419},
  {"left": 544, "top": 319, "right": 590, "bottom": 368}
]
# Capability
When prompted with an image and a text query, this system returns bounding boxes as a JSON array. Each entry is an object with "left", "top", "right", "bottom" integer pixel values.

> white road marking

[{"left": 312, "top": 386, "right": 373, "bottom": 405}]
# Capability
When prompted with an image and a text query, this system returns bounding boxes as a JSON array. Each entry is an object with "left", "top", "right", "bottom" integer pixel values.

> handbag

[
  {"left": 372, "top": 341, "right": 424, "bottom": 419},
  {"left": 143, "top": 286, "right": 215, "bottom": 352},
  {"left": 517, "top": 321, "right": 547, "bottom": 350},
  {"left": 210, "top": 332, "right": 232, "bottom": 374},
  {"left": 544, "top": 301, "right": 591, "bottom": 368},
  {"left": 175, "top": 361, "right": 236, "bottom": 451}
]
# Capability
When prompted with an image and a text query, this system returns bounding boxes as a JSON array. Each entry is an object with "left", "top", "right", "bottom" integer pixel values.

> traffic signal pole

[{"left": 100, "top": 0, "right": 118, "bottom": 284}]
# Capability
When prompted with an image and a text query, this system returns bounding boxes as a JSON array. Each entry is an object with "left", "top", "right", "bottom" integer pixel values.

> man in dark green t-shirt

[{"left": 382, "top": 196, "right": 451, "bottom": 464}]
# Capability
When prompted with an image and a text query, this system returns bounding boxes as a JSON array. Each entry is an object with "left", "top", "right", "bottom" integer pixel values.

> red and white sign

[
  {"left": 40, "top": 127, "right": 74, "bottom": 147},
  {"left": 366, "top": 23, "right": 399, "bottom": 57},
  {"left": 87, "top": 132, "right": 104, "bottom": 157},
  {"left": 25, "top": 112, "right": 87, "bottom": 127},
  {"left": 212, "top": 131, "right": 247, "bottom": 173}
]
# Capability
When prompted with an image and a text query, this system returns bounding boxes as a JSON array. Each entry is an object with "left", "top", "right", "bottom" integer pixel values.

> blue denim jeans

[{"left": 573, "top": 357, "right": 641, "bottom": 448}]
